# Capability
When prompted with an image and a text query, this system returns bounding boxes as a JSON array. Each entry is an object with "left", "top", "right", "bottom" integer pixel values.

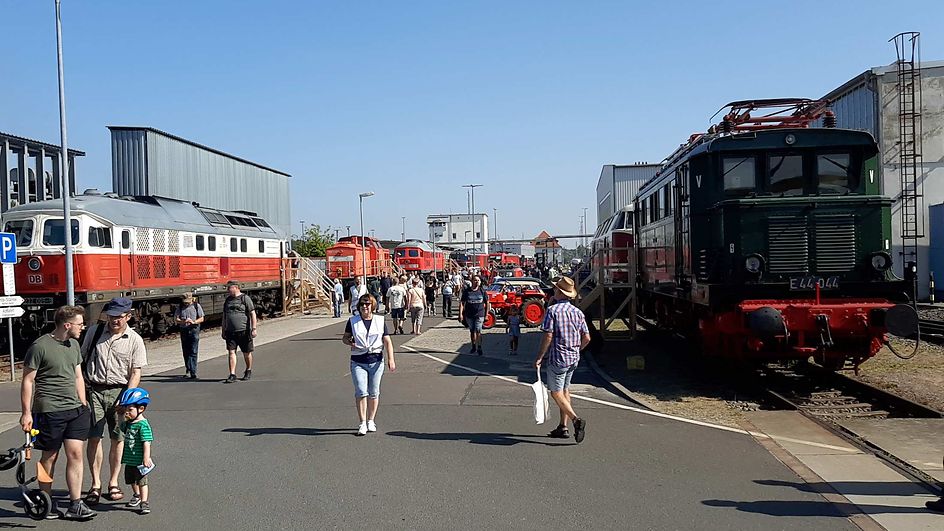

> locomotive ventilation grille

[
  {"left": 767, "top": 218, "right": 809, "bottom": 273},
  {"left": 814, "top": 215, "right": 856, "bottom": 272}
]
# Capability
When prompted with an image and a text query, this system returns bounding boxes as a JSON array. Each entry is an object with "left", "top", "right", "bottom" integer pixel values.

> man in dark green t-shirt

[{"left": 20, "top": 306, "right": 96, "bottom": 520}]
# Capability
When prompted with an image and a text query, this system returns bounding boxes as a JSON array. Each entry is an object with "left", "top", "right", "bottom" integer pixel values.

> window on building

[
  {"left": 88, "top": 227, "right": 113, "bottom": 248},
  {"left": 452, "top": 233, "right": 457, "bottom": 239},
  {"left": 769, "top": 154, "right": 804, "bottom": 196},
  {"left": 42, "top": 219, "right": 79, "bottom": 246},
  {"left": 240, "top": 238, "right": 247, "bottom": 253},
  {"left": 208, "top": 236, "right": 217, "bottom": 251},
  {"left": 723, "top": 156, "right": 756, "bottom": 194},
  {"left": 476, "top": 232, "right": 480, "bottom": 238},
  {"left": 196, "top": 235, "right": 205, "bottom": 251}
]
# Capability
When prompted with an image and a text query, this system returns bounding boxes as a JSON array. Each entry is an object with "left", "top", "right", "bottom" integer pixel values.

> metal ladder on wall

[{"left": 891, "top": 32, "right": 924, "bottom": 273}]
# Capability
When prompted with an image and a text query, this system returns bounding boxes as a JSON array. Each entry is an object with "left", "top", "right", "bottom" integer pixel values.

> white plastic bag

[{"left": 532, "top": 367, "right": 549, "bottom": 424}]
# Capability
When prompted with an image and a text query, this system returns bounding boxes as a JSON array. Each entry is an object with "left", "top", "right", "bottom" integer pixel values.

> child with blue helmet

[{"left": 118, "top": 388, "right": 153, "bottom": 515}]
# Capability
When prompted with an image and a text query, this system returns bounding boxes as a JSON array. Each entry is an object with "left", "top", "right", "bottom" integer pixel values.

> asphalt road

[{"left": 0, "top": 317, "right": 856, "bottom": 530}]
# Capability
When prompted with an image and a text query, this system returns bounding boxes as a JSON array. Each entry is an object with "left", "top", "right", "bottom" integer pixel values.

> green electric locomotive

[{"left": 634, "top": 99, "right": 912, "bottom": 370}]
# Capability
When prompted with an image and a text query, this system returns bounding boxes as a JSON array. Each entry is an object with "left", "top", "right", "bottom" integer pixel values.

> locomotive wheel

[
  {"left": 483, "top": 311, "right": 496, "bottom": 330},
  {"left": 522, "top": 299, "right": 545, "bottom": 327}
]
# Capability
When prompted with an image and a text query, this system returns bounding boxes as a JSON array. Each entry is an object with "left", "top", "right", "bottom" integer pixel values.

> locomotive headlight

[
  {"left": 785, "top": 134, "right": 797, "bottom": 145},
  {"left": 870, "top": 252, "right": 892, "bottom": 272},
  {"left": 744, "top": 254, "right": 764, "bottom": 274},
  {"left": 27, "top": 257, "right": 43, "bottom": 271}
]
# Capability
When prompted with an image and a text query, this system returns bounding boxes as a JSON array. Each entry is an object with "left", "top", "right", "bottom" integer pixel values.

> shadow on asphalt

[
  {"left": 702, "top": 498, "right": 930, "bottom": 516},
  {"left": 755, "top": 478, "right": 935, "bottom": 497},
  {"left": 221, "top": 427, "right": 352, "bottom": 437},
  {"left": 385, "top": 430, "right": 569, "bottom": 447},
  {"left": 288, "top": 337, "right": 343, "bottom": 342}
]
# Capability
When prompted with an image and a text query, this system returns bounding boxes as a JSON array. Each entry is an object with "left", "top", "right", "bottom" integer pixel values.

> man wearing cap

[
  {"left": 174, "top": 293, "right": 205, "bottom": 379},
  {"left": 81, "top": 297, "right": 148, "bottom": 504},
  {"left": 534, "top": 277, "right": 590, "bottom": 443},
  {"left": 222, "top": 280, "right": 257, "bottom": 383}
]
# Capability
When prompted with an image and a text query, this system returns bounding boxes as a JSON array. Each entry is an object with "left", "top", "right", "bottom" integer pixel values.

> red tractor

[{"left": 481, "top": 277, "right": 552, "bottom": 329}]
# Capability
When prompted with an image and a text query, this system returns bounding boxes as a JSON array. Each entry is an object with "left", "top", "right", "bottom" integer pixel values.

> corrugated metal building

[
  {"left": 595, "top": 163, "right": 660, "bottom": 227},
  {"left": 108, "top": 127, "right": 292, "bottom": 238},
  {"left": 818, "top": 61, "right": 944, "bottom": 298}
]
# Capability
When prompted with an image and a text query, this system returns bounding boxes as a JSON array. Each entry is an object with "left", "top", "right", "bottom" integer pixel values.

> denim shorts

[
  {"left": 351, "top": 360, "right": 385, "bottom": 398},
  {"left": 546, "top": 363, "right": 577, "bottom": 392},
  {"left": 465, "top": 316, "right": 484, "bottom": 332}
]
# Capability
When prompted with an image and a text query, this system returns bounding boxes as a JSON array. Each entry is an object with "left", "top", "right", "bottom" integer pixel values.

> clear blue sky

[{"left": 4, "top": 1, "right": 943, "bottom": 243}]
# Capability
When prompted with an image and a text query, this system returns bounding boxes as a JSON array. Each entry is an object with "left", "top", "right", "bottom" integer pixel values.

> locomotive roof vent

[{"left": 83, "top": 188, "right": 102, "bottom": 195}]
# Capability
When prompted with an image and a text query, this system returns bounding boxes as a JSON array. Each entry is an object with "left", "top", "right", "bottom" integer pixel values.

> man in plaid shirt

[{"left": 535, "top": 277, "right": 591, "bottom": 443}]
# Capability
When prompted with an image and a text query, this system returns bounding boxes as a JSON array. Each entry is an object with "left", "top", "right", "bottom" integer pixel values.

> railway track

[
  {"left": 918, "top": 318, "right": 944, "bottom": 341},
  {"left": 760, "top": 364, "right": 943, "bottom": 493}
]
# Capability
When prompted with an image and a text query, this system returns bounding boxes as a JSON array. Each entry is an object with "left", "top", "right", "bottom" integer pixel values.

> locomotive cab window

[
  {"left": 395, "top": 249, "right": 405, "bottom": 257},
  {"left": 3, "top": 220, "right": 33, "bottom": 246},
  {"left": 768, "top": 154, "right": 804, "bottom": 196},
  {"left": 240, "top": 238, "right": 247, "bottom": 252},
  {"left": 122, "top": 230, "right": 131, "bottom": 250},
  {"left": 722, "top": 156, "right": 756, "bottom": 195},
  {"left": 88, "top": 227, "right": 113, "bottom": 248},
  {"left": 230, "top": 238, "right": 238, "bottom": 252},
  {"left": 258, "top": 240, "right": 265, "bottom": 253},
  {"left": 208, "top": 236, "right": 217, "bottom": 251},
  {"left": 196, "top": 235, "right": 205, "bottom": 251},
  {"left": 42, "top": 219, "right": 79, "bottom": 246},
  {"left": 408, "top": 250, "right": 419, "bottom": 257},
  {"left": 817, "top": 153, "right": 857, "bottom": 194}
]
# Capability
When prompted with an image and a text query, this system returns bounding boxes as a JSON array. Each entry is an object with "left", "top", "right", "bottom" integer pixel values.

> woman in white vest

[{"left": 342, "top": 294, "right": 396, "bottom": 436}]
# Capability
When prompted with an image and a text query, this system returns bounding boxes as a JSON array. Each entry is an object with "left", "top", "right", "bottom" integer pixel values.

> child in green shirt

[{"left": 118, "top": 388, "right": 154, "bottom": 515}]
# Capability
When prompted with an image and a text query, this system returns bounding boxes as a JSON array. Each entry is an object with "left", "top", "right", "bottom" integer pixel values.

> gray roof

[
  {"left": 5, "top": 194, "right": 278, "bottom": 239},
  {"left": 0, "top": 131, "right": 86, "bottom": 156},
  {"left": 106, "top": 126, "right": 290, "bottom": 177}
]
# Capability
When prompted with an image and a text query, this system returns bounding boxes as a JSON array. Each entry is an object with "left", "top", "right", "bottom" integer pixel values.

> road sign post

[{"left": 1, "top": 232, "right": 17, "bottom": 381}]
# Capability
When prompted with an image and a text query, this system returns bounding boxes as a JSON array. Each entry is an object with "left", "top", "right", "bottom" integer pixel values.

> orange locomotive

[
  {"left": 3, "top": 192, "right": 286, "bottom": 343},
  {"left": 326, "top": 236, "right": 392, "bottom": 284}
]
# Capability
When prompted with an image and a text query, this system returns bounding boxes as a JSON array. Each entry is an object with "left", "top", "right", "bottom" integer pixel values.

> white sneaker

[
  {"left": 366, "top": 420, "right": 377, "bottom": 432},
  {"left": 356, "top": 422, "right": 367, "bottom": 436}
]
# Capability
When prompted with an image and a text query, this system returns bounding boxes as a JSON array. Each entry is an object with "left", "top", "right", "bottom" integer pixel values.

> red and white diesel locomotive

[
  {"left": 393, "top": 240, "right": 446, "bottom": 276},
  {"left": 3, "top": 191, "right": 286, "bottom": 343}
]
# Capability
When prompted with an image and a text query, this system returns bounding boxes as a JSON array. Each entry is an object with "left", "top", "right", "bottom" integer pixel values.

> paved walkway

[{"left": 0, "top": 316, "right": 863, "bottom": 529}]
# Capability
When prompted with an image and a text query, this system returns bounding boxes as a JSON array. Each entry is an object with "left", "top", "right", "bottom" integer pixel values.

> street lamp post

[
  {"left": 401, "top": 216, "right": 406, "bottom": 242},
  {"left": 464, "top": 230, "right": 471, "bottom": 249},
  {"left": 582, "top": 207, "right": 588, "bottom": 253},
  {"left": 493, "top": 208, "right": 498, "bottom": 241},
  {"left": 55, "top": 0, "right": 75, "bottom": 305},
  {"left": 346, "top": 225, "right": 351, "bottom": 237},
  {"left": 462, "top": 184, "right": 483, "bottom": 253},
  {"left": 359, "top": 192, "right": 374, "bottom": 284},
  {"left": 300, "top": 220, "right": 306, "bottom": 237}
]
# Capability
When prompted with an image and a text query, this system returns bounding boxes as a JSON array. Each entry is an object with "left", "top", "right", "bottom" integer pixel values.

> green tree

[{"left": 292, "top": 225, "right": 336, "bottom": 257}]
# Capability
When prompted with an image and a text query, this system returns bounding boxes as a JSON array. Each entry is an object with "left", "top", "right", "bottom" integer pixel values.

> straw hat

[{"left": 553, "top": 277, "right": 578, "bottom": 299}]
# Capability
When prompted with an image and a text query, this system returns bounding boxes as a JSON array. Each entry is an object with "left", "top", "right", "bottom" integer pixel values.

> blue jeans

[
  {"left": 351, "top": 360, "right": 384, "bottom": 398},
  {"left": 180, "top": 327, "right": 200, "bottom": 376},
  {"left": 333, "top": 298, "right": 342, "bottom": 318}
]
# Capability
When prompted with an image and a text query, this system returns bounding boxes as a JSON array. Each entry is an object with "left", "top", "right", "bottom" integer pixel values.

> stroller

[{"left": 0, "top": 429, "right": 54, "bottom": 520}]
